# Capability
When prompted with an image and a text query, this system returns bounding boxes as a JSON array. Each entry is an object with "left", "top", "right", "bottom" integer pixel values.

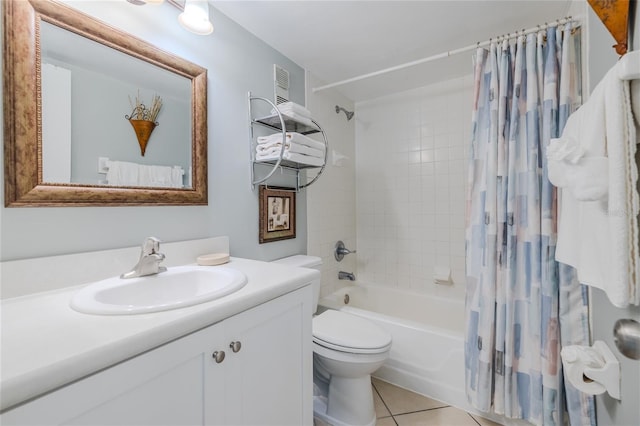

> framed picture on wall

[{"left": 259, "top": 186, "right": 296, "bottom": 243}]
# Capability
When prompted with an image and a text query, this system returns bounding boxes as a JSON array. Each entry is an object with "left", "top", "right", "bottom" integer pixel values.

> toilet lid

[{"left": 313, "top": 310, "right": 392, "bottom": 353}]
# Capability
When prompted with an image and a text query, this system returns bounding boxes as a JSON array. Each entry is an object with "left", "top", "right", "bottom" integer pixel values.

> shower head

[{"left": 335, "top": 105, "right": 354, "bottom": 121}]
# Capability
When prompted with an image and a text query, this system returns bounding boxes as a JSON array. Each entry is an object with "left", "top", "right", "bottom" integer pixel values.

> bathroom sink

[{"left": 70, "top": 265, "right": 247, "bottom": 315}]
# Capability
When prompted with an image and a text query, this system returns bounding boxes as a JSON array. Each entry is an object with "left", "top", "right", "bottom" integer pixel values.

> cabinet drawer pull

[
  {"left": 212, "top": 350, "right": 225, "bottom": 363},
  {"left": 229, "top": 341, "right": 242, "bottom": 353}
]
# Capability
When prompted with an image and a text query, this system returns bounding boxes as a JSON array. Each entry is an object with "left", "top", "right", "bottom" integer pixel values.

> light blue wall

[{"left": 0, "top": 1, "right": 307, "bottom": 261}]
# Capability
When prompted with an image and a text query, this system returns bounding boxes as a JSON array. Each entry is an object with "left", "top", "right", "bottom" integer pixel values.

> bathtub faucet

[
  {"left": 335, "top": 240, "right": 357, "bottom": 261},
  {"left": 338, "top": 271, "right": 356, "bottom": 281}
]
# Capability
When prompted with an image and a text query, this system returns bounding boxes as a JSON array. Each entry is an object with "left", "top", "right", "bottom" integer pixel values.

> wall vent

[{"left": 273, "top": 64, "right": 290, "bottom": 105}]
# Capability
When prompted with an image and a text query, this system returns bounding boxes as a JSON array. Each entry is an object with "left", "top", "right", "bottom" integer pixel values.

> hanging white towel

[
  {"left": 105, "top": 160, "right": 139, "bottom": 186},
  {"left": 105, "top": 160, "right": 183, "bottom": 188},
  {"left": 547, "top": 63, "right": 639, "bottom": 307},
  {"left": 138, "top": 164, "right": 182, "bottom": 188}
]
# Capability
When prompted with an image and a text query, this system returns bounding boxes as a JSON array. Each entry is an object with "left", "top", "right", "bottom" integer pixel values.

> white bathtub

[{"left": 318, "top": 284, "right": 467, "bottom": 409}]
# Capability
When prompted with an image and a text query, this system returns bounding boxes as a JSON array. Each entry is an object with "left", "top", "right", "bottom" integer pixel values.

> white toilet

[{"left": 273, "top": 255, "right": 392, "bottom": 426}]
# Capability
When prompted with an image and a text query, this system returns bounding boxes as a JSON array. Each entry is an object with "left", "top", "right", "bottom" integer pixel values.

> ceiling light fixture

[{"left": 178, "top": 0, "right": 214, "bottom": 35}]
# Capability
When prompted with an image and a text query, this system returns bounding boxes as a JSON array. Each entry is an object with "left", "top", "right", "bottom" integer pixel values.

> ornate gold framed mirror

[{"left": 3, "top": 0, "right": 208, "bottom": 206}]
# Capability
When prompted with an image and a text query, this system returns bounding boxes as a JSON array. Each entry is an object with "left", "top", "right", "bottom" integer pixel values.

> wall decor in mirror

[{"left": 3, "top": 0, "right": 208, "bottom": 206}]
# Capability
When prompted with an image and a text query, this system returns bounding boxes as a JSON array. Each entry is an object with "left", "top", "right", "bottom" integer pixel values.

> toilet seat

[{"left": 313, "top": 310, "right": 392, "bottom": 354}]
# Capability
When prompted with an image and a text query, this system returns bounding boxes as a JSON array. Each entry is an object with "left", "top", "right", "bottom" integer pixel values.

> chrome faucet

[
  {"left": 335, "top": 240, "right": 357, "bottom": 261},
  {"left": 121, "top": 237, "right": 167, "bottom": 279},
  {"left": 338, "top": 271, "right": 356, "bottom": 281}
]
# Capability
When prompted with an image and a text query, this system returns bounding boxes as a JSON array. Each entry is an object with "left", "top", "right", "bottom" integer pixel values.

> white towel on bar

[
  {"left": 106, "top": 160, "right": 139, "bottom": 187},
  {"left": 255, "top": 151, "right": 325, "bottom": 167},
  {"left": 257, "top": 132, "right": 326, "bottom": 153},
  {"left": 106, "top": 160, "right": 183, "bottom": 188},
  {"left": 547, "top": 63, "right": 639, "bottom": 307},
  {"left": 138, "top": 165, "right": 183, "bottom": 188}
]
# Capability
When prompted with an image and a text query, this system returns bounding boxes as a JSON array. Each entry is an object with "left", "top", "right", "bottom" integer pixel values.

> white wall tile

[
  {"left": 306, "top": 73, "right": 357, "bottom": 297},
  {"left": 355, "top": 75, "right": 472, "bottom": 301}
]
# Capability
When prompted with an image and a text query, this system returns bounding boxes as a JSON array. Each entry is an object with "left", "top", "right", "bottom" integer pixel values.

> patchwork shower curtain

[{"left": 465, "top": 25, "right": 595, "bottom": 426}]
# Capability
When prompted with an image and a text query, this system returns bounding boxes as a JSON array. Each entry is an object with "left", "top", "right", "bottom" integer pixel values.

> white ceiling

[{"left": 212, "top": 0, "right": 576, "bottom": 102}]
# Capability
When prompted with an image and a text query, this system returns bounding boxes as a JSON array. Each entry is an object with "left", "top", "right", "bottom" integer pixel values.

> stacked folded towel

[
  {"left": 271, "top": 101, "right": 315, "bottom": 128},
  {"left": 255, "top": 132, "right": 326, "bottom": 167}
]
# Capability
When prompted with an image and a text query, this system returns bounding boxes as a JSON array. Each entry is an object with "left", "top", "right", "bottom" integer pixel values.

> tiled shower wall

[
  {"left": 355, "top": 75, "right": 473, "bottom": 300},
  {"left": 306, "top": 73, "right": 357, "bottom": 298}
]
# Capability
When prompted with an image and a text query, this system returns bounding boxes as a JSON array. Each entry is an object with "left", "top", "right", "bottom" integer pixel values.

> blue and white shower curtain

[{"left": 465, "top": 25, "right": 595, "bottom": 426}]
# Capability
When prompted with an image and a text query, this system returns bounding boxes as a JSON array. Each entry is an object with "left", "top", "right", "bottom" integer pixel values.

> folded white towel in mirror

[
  {"left": 106, "top": 160, "right": 138, "bottom": 186},
  {"left": 106, "top": 160, "right": 183, "bottom": 188}
]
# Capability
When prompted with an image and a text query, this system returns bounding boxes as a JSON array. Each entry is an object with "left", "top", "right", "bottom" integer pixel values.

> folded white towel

[
  {"left": 256, "top": 151, "right": 325, "bottom": 167},
  {"left": 276, "top": 111, "right": 316, "bottom": 128},
  {"left": 256, "top": 142, "right": 324, "bottom": 159},
  {"left": 271, "top": 101, "right": 311, "bottom": 118},
  {"left": 257, "top": 132, "right": 326, "bottom": 153},
  {"left": 548, "top": 63, "right": 639, "bottom": 307}
]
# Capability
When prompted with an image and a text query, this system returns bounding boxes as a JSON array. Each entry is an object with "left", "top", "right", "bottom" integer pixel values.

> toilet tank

[{"left": 272, "top": 255, "right": 322, "bottom": 313}]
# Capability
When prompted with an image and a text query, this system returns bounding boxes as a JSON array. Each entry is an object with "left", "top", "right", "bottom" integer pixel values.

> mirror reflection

[
  {"left": 40, "top": 21, "right": 192, "bottom": 188},
  {"left": 3, "top": 0, "right": 208, "bottom": 206}
]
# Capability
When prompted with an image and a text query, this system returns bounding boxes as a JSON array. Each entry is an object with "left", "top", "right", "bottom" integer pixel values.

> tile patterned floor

[{"left": 315, "top": 377, "right": 502, "bottom": 426}]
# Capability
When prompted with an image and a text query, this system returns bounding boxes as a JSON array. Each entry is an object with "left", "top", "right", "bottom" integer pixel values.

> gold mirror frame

[{"left": 3, "top": 0, "right": 208, "bottom": 207}]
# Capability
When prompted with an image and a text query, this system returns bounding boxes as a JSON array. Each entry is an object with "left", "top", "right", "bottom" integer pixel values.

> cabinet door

[
  {"left": 1, "top": 323, "right": 225, "bottom": 426},
  {"left": 221, "top": 287, "right": 313, "bottom": 426}
]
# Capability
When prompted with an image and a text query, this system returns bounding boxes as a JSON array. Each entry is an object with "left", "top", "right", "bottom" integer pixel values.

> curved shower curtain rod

[{"left": 312, "top": 16, "right": 578, "bottom": 93}]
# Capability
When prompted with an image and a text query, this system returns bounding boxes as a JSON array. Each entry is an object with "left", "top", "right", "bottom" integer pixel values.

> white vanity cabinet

[{"left": 1, "top": 287, "right": 312, "bottom": 426}]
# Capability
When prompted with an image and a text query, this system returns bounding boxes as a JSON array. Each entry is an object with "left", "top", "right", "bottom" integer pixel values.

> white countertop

[{"left": 0, "top": 257, "right": 318, "bottom": 412}]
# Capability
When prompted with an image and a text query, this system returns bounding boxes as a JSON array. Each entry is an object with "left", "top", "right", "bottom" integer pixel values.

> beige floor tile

[
  {"left": 373, "top": 385, "right": 392, "bottom": 418},
  {"left": 372, "top": 378, "right": 448, "bottom": 415},
  {"left": 471, "top": 414, "right": 503, "bottom": 426},
  {"left": 376, "top": 417, "right": 397, "bottom": 426},
  {"left": 394, "top": 406, "right": 479, "bottom": 426}
]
